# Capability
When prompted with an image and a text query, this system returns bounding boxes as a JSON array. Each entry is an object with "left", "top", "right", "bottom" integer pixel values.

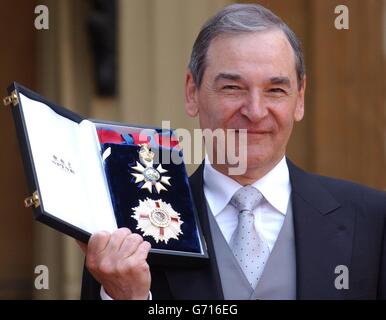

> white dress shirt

[
  {"left": 100, "top": 286, "right": 151, "bottom": 300},
  {"left": 203, "top": 155, "right": 291, "bottom": 252}
]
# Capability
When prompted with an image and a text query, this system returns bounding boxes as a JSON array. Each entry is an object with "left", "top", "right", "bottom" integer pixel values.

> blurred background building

[{"left": 0, "top": 0, "right": 385, "bottom": 299}]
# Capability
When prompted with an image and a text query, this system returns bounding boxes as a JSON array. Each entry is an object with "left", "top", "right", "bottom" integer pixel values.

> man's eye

[
  {"left": 222, "top": 85, "right": 241, "bottom": 90},
  {"left": 269, "top": 88, "right": 286, "bottom": 94}
]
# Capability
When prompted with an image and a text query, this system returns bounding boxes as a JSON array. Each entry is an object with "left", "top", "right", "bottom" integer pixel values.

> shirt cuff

[
  {"left": 100, "top": 286, "right": 113, "bottom": 300},
  {"left": 100, "top": 286, "right": 152, "bottom": 300}
]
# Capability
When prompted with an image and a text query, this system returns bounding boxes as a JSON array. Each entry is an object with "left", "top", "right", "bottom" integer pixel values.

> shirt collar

[{"left": 203, "top": 155, "right": 291, "bottom": 216}]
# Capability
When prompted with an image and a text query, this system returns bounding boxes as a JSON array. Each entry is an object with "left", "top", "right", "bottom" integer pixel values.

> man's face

[{"left": 185, "top": 29, "right": 305, "bottom": 173}]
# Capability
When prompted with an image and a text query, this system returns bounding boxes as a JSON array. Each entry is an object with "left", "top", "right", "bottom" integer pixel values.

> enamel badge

[
  {"left": 131, "top": 144, "right": 171, "bottom": 193},
  {"left": 132, "top": 198, "right": 183, "bottom": 244}
]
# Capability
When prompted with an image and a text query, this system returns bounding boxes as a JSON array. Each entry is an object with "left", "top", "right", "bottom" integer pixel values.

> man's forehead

[{"left": 205, "top": 30, "right": 296, "bottom": 77}]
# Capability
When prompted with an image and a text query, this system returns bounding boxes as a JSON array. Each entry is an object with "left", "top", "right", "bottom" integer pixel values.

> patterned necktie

[{"left": 230, "top": 185, "right": 270, "bottom": 288}]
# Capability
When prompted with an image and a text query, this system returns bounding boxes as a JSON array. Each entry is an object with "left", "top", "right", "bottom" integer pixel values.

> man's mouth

[
  {"left": 247, "top": 130, "right": 271, "bottom": 134},
  {"left": 234, "top": 129, "right": 271, "bottom": 134}
]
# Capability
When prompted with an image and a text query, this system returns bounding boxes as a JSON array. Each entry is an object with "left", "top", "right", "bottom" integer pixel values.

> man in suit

[{"left": 80, "top": 3, "right": 386, "bottom": 299}]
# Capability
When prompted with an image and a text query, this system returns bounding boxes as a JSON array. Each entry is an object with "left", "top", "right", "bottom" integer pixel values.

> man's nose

[{"left": 240, "top": 91, "right": 267, "bottom": 122}]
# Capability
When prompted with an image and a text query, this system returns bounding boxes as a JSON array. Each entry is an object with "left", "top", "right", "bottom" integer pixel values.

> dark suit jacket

[{"left": 81, "top": 159, "right": 386, "bottom": 299}]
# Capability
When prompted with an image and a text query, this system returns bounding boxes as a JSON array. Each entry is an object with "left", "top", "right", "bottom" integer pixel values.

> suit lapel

[
  {"left": 288, "top": 160, "right": 355, "bottom": 299},
  {"left": 164, "top": 164, "right": 224, "bottom": 299}
]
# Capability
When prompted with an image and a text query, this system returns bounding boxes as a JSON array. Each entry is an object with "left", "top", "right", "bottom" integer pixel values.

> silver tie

[{"left": 230, "top": 185, "right": 270, "bottom": 288}]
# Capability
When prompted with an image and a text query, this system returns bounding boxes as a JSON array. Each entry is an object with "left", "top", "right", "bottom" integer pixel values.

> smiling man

[
  {"left": 80, "top": 3, "right": 386, "bottom": 300},
  {"left": 185, "top": 28, "right": 305, "bottom": 185}
]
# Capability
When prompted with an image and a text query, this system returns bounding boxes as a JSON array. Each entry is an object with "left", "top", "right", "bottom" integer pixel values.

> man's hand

[{"left": 79, "top": 228, "right": 151, "bottom": 300}]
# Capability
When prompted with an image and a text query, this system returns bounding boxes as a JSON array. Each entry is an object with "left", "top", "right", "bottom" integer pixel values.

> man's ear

[
  {"left": 185, "top": 71, "right": 199, "bottom": 117},
  {"left": 294, "top": 76, "right": 306, "bottom": 122}
]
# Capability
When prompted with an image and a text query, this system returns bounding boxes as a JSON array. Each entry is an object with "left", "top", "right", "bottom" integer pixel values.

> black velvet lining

[{"left": 102, "top": 143, "right": 202, "bottom": 254}]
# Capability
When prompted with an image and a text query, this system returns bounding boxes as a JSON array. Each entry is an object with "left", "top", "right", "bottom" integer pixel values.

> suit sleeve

[
  {"left": 80, "top": 261, "right": 173, "bottom": 300},
  {"left": 378, "top": 215, "right": 386, "bottom": 299},
  {"left": 80, "top": 262, "right": 101, "bottom": 300}
]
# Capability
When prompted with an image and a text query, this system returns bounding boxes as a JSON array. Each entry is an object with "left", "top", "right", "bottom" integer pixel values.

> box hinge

[
  {"left": 3, "top": 90, "right": 18, "bottom": 107},
  {"left": 24, "top": 191, "right": 40, "bottom": 208}
]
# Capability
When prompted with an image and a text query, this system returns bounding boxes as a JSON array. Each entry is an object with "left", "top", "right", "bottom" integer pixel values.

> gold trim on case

[
  {"left": 24, "top": 191, "right": 40, "bottom": 208},
  {"left": 3, "top": 90, "right": 18, "bottom": 107}
]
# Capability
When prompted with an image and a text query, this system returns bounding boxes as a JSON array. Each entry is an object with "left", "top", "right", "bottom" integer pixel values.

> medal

[
  {"left": 131, "top": 144, "right": 171, "bottom": 193},
  {"left": 132, "top": 198, "right": 183, "bottom": 243}
]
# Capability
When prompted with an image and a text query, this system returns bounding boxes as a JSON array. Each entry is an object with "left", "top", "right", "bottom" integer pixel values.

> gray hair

[{"left": 188, "top": 3, "right": 305, "bottom": 90}]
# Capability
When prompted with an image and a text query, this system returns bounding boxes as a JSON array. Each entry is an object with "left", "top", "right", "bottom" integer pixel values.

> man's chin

[{"left": 244, "top": 150, "right": 275, "bottom": 170}]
